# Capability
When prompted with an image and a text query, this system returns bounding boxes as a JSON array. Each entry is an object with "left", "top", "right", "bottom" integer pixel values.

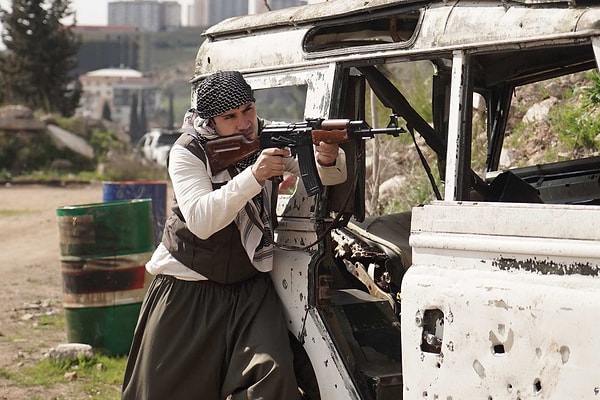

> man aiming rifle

[{"left": 121, "top": 71, "right": 347, "bottom": 400}]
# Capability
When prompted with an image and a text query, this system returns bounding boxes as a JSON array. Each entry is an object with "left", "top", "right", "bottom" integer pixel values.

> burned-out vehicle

[{"left": 191, "top": 0, "right": 600, "bottom": 398}]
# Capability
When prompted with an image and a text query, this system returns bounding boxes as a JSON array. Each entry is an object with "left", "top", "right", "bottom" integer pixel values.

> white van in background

[{"left": 136, "top": 128, "right": 182, "bottom": 167}]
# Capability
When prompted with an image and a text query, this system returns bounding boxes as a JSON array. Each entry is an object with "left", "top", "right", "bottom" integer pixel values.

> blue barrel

[{"left": 102, "top": 180, "right": 168, "bottom": 246}]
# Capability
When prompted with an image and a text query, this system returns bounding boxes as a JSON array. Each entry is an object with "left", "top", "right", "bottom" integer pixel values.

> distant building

[
  {"left": 73, "top": 26, "right": 144, "bottom": 76},
  {"left": 161, "top": 1, "right": 182, "bottom": 30},
  {"left": 189, "top": 0, "right": 307, "bottom": 27},
  {"left": 108, "top": 1, "right": 182, "bottom": 32},
  {"left": 77, "top": 68, "right": 161, "bottom": 134}
]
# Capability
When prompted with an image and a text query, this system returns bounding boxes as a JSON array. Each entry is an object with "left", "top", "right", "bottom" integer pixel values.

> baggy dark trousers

[{"left": 121, "top": 273, "right": 300, "bottom": 400}]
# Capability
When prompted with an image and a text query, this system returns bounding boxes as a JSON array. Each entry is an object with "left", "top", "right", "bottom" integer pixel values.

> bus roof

[{"left": 193, "top": 0, "right": 600, "bottom": 80}]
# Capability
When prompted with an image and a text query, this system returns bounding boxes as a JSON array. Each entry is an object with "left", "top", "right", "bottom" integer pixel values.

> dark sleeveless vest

[{"left": 161, "top": 133, "right": 260, "bottom": 284}]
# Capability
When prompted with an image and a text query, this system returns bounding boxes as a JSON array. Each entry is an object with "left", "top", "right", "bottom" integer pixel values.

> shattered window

[
  {"left": 304, "top": 11, "right": 421, "bottom": 52},
  {"left": 253, "top": 85, "right": 307, "bottom": 122}
]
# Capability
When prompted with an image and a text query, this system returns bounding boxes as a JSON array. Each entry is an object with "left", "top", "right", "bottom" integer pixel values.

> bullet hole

[
  {"left": 560, "top": 345, "right": 570, "bottom": 364},
  {"left": 534, "top": 378, "right": 542, "bottom": 393},
  {"left": 473, "top": 359, "right": 486, "bottom": 378},
  {"left": 420, "top": 308, "right": 444, "bottom": 354},
  {"left": 493, "top": 344, "right": 505, "bottom": 354}
]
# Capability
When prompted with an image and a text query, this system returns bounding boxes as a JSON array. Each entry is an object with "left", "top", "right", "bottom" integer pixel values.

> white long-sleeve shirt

[{"left": 146, "top": 142, "right": 347, "bottom": 281}]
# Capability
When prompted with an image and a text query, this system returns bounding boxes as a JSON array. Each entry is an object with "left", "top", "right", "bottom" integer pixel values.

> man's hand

[
  {"left": 252, "top": 147, "right": 291, "bottom": 184},
  {"left": 315, "top": 142, "right": 339, "bottom": 167}
]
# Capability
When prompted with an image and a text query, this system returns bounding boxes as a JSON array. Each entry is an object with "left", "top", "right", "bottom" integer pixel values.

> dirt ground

[{"left": 0, "top": 182, "right": 168, "bottom": 399}]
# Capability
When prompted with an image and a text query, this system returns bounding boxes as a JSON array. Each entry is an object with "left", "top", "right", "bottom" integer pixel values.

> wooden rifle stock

[{"left": 204, "top": 134, "right": 260, "bottom": 174}]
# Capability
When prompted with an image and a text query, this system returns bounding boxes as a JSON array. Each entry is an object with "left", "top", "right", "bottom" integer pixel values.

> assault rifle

[{"left": 205, "top": 115, "right": 406, "bottom": 196}]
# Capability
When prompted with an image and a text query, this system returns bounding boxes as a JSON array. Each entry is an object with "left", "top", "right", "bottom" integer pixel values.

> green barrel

[
  {"left": 102, "top": 180, "right": 168, "bottom": 246},
  {"left": 57, "top": 199, "right": 154, "bottom": 259},
  {"left": 56, "top": 199, "right": 154, "bottom": 356}
]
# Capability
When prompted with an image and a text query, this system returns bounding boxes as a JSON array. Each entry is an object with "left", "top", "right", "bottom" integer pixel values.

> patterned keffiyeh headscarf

[{"left": 195, "top": 71, "right": 255, "bottom": 119}]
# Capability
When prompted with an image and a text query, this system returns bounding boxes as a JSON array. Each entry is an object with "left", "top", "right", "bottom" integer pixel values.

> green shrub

[
  {"left": 583, "top": 71, "right": 600, "bottom": 107},
  {"left": 552, "top": 103, "right": 600, "bottom": 154}
]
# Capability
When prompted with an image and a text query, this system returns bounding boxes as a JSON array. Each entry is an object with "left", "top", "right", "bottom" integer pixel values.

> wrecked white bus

[{"left": 190, "top": 0, "right": 600, "bottom": 398}]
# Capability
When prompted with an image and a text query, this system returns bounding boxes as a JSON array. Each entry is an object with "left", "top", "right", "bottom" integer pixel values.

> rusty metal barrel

[{"left": 56, "top": 199, "right": 154, "bottom": 356}]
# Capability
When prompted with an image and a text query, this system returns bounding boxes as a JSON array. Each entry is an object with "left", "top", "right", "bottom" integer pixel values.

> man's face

[{"left": 210, "top": 102, "right": 258, "bottom": 139}]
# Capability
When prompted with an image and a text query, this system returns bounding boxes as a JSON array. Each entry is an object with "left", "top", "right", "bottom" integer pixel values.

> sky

[
  {"left": 0, "top": 1, "right": 322, "bottom": 26},
  {"left": 0, "top": 0, "right": 195, "bottom": 26},
  {"left": 0, "top": 0, "right": 193, "bottom": 48},
  {"left": 70, "top": 0, "right": 111, "bottom": 25},
  {"left": 70, "top": 0, "right": 194, "bottom": 26}
]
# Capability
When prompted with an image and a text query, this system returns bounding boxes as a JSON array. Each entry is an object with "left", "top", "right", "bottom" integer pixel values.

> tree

[
  {"left": 139, "top": 91, "right": 148, "bottom": 135},
  {"left": 167, "top": 88, "right": 175, "bottom": 129},
  {"left": 0, "top": 0, "right": 81, "bottom": 116},
  {"left": 129, "top": 93, "right": 140, "bottom": 142},
  {"left": 102, "top": 100, "right": 112, "bottom": 121}
]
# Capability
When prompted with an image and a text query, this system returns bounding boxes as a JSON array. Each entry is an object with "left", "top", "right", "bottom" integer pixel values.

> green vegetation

[
  {"left": 583, "top": 71, "right": 600, "bottom": 107},
  {"left": 504, "top": 71, "right": 600, "bottom": 166},
  {"left": 0, "top": 0, "right": 81, "bottom": 116},
  {"left": 553, "top": 103, "right": 600, "bottom": 155},
  {"left": 551, "top": 71, "right": 600, "bottom": 156},
  {"left": 0, "top": 2, "right": 203, "bottom": 183},
  {"left": 0, "top": 112, "right": 169, "bottom": 182},
  {"left": 7, "top": 354, "right": 126, "bottom": 399},
  {"left": 0, "top": 308, "right": 128, "bottom": 398},
  {"left": 34, "top": 313, "right": 66, "bottom": 331}
]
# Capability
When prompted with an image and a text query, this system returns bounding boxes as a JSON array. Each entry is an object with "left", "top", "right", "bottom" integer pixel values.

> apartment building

[
  {"left": 108, "top": 1, "right": 182, "bottom": 32},
  {"left": 189, "top": 0, "right": 307, "bottom": 27}
]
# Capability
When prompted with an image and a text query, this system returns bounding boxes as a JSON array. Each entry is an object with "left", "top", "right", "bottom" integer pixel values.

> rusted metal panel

[
  {"left": 405, "top": 201, "right": 600, "bottom": 399},
  {"left": 401, "top": 264, "right": 600, "bottom": 399},
  {"left": 205, "top": 0, "right": 582, "bottom": 38},
  {"left": 411, "top": 201, "right": 600, "bottom": 241},
  {"left": 204, "top": 0, "right": 429, "bottom": 38},
  {"left": 194, "top": 28, "right": 310, "bottom": 77},
  {"left": 195, "top": 0, "right": 600, "bottom": 80},
  {"left": 415, "top": 4, "right": 600, "bottom": 49}
]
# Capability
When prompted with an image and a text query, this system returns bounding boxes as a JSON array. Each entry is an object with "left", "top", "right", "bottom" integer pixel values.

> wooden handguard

[
  {"left": 311, "top": 129, "right": 350, "bottom": 145},
  {"left": 312, "top": 119, "right": 352, "bottom": 145}
]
